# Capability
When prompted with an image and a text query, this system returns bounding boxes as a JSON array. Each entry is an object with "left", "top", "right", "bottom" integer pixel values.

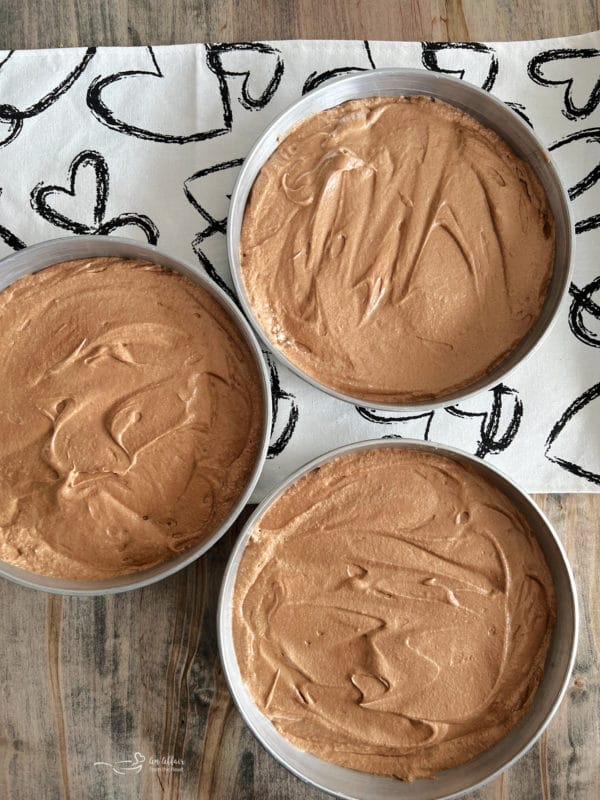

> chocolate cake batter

[
  {"left": 233, "top": 447, "right": 556, "bottom": 780},
  {"left": 240, "top": 96, "right": 555, "bottom": 402},
  {"left": 0, "top": 257, "right": 264, "bottom": 580}
]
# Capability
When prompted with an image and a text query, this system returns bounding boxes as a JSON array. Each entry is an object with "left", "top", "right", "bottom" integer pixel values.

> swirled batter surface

[
  {"left": 240, "top": 96, "right": 555, "bottom": 402},
  {"left": 233, "top": 447, "right": 556, "bottom": 779},
  {"left": 0, "top": 257, "right": 264, "bottom": 580}
]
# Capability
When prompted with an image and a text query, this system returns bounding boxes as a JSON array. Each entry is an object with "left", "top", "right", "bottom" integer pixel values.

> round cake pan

[
  {"left": 218, "top": 438, "right": 578, "bottom": 800},
  {"left": 0, "top": 235, "right": 272, "bottom": 595},
  {"left": 227, "top": 68, "right": 574, "bottom": 412}
]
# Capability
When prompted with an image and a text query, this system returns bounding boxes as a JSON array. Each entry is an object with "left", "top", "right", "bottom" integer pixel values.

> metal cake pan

[
  {"left": 227, "top": 68, "right": 574, "bottom": 412},
  {"left": 218, "top": 438, "right": 578, "bottom": 800},
  {"left": 0, "top": 235, "right": 272, "bottom": 595}
]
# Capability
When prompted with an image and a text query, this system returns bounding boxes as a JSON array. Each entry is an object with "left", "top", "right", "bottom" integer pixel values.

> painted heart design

[
  {"left": 302, "top": 40, "right": 376, "bottom": 94},
  {"left": 184, "top": 157, "right": 243, "bottom": 236},
  {"left": 528, "top": 47, "right": 600, "bottom": 121},
  {"left": 421, "top": 42, "right": 498, "bottom": 91},
  {"left": 0, "top": 48, "right": 95, "bottom": 148},
  {"left": 0, "top": 188, "right": 25, "bottom": 252},
  {"left": 355, "top": 406, "right": 435, "bottom": 441},
  {"left": 549, "top": 127, "right": 600, "bottom": 235},
  {"left": 444, "top": 384, "right": 523, "bottom": 458},
  {"left": 185, "top": 157, "right": 244, "bottom": 304},
  {"left": 355, "top": 384, "right": 522, "bottom": 459},
  {"left": 546, "top": 382, "right": 600, "bottom": 485},
  {"left": 264, "top": 351, "right": 299, "bottom": 459},
  {"left": 31, "top": 150, "right": 108, "bottom": 234},
  {"left": 95, "top": 213, "right": 159, "bottom": 243},
  {"left": 30, "top": 149, "right": 159, "bottom": 243},
  {"left": 569, "top": 275, "right": 600, "bottom": 348},
  {"left": 87, "top": 43, "right": 283, "bottom": 144},
  {"left": 87, "top": 46, "right": 230, "bottom": 143},
  {"left": 0, "top": 221, "right": 24, "bottom": 252},
  {"left": 505, "top": 101, "right": 534, "bottom": 129},
  {"left": 207, "top": 43, "right": 284, "bottom": 111},
  {"left": 303, "top": 66, "right": 369, "bottom": 95}
]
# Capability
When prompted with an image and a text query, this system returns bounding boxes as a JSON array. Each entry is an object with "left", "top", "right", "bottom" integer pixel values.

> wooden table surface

[{"left": 1, "top": 2, "right": 599, "bottom": 799}]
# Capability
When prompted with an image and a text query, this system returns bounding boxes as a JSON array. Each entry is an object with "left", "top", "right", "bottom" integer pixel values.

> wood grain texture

[
  {"left": 0, "top": 2, "right": 599, "bottom": 799},
  {"left": 0, "top": 0, "right": 599, "bottom": 47}
]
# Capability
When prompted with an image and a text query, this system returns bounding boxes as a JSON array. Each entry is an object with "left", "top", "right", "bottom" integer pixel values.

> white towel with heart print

[{"left": 0, "top": 32, "right": 598, "bottom": 496}]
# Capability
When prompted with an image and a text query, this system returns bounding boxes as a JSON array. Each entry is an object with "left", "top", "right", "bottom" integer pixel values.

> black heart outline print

[
  {"left": 302, "top": 41, "right": 376, "bottom": 95},
  {"left": 0, "top": 188, "right": 26, "bottom": 251},
  {"left": 528, "top": 48, "right": 600, "bottom": 121},
  {"left": 184, "top": 157, "right": 242, "bottom": 235},
  {"left": 356, "top": 384, "right": 523, "bottom": 459},
  {"left": 421, "top": 42, "right": 498, "bottom": 91},
  {"left": 355, "top": 406, "right": 435, "bottom": 440},
  {"left": 445, "top": 384, "right": 523, "bottom": 458},
  {"left": 87, "top": 46, "right": 229, "bottom": 143},
  {"left": 545, "top": 382, "right": 600, "bottom": 485},
  {"left": 569, "top": 275, "right": 600, "bottom": 347},
  {"left": 207, "top": 42, "right": 284, "bottom": 111},
  {"left": 364, "top": 41, "right": 376, "bottom": 69},
  {"left": 184, "top": 157, "right": 244, "bottom": 305},
  {"left": 263, "top": 350, "right": 299, "bottom": 459},
  {"left": 303, "top": 67, "right": 368, "bottom": 95},
  {"left": 0, "top": 221, "right": 25, "bottom": 251},
  {"left": 31, "top": 150, "right": 108, "bottom": 234},
  {"left": 0, "top": 48, "right": 96, "bottom": 148},
  {"left": 30, "top": 149, "right": 159, "bottom": 243},
  {"left": 192, "top": 242, "right": 238, "bottom": 306},
  {"left": 87, "top": 43, "right": 283, "bottom": 143},
  {"left": 549, "top": 127, "right": 600, "bottom": 234},
  {"left": 505, "top": 101, "right": 534, "bottom": 129}
]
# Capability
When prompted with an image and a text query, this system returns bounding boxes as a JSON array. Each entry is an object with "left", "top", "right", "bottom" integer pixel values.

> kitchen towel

[{"left": 0, "top": 31, "right": 598, "bottom": 495}]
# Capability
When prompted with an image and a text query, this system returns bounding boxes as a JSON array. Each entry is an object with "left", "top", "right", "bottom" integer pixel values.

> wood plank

[{"left": 1, "top": 0, "right": 598, "bottom": 49}]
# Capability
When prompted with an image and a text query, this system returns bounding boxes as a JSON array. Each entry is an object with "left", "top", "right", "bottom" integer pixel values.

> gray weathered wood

[{"left": 0, "top": 0, "right": 598, "bottom": 48}]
